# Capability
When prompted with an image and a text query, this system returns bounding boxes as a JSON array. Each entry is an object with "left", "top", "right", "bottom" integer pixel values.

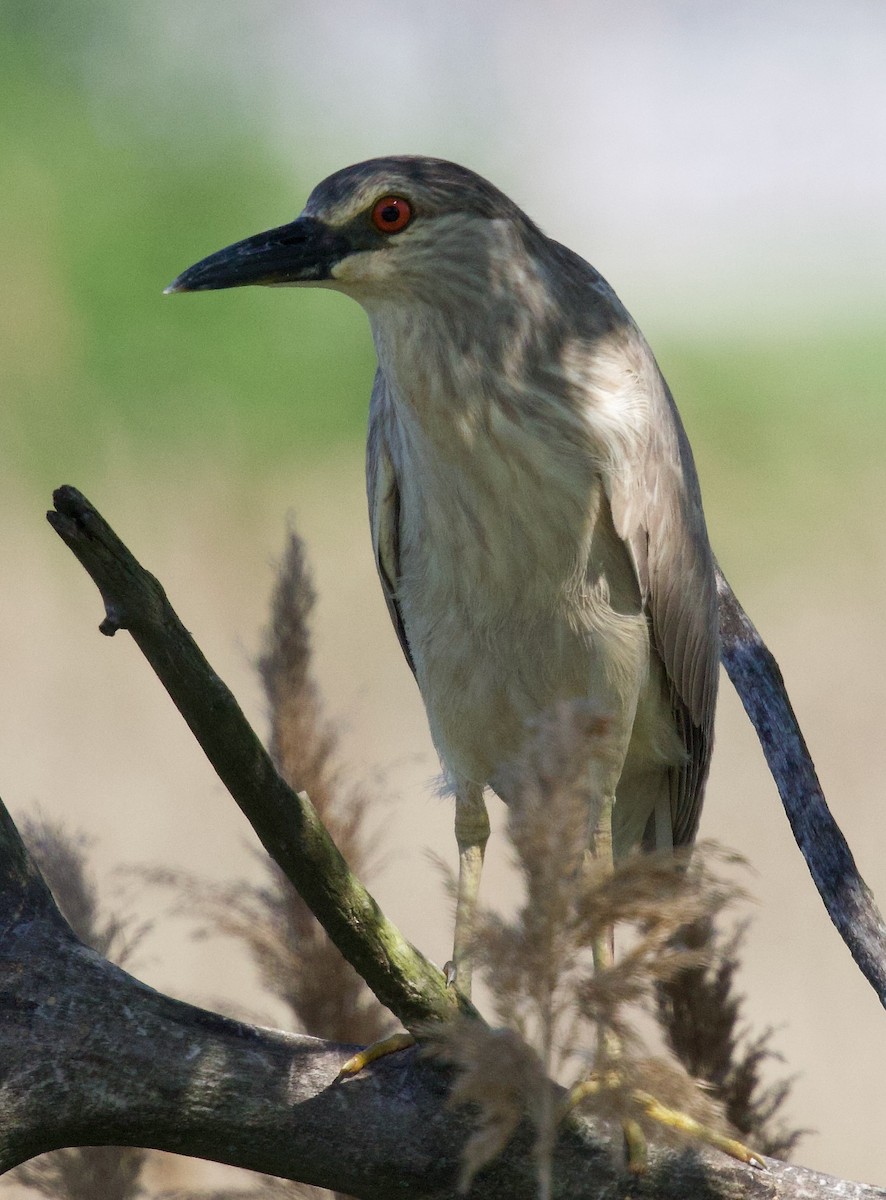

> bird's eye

[{"left": 371, "top": 196, "right": 412, "bottom": 234}]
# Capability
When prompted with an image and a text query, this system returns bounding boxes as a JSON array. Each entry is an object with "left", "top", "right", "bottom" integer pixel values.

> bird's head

[{"left": 166, "top": 156, "right": 543, "bottom": 310}]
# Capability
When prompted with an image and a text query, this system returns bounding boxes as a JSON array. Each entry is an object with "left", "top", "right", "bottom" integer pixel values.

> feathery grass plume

[
  {"left": 427, "top": 702, "right": 745, "bottom": 1195},
  {"left": 427, "top": 1023, "right": 554, "bottom": 1196},
  {"left": 21, "top": 814, "right": 150, "bottom": 967},
  {"left": 5, "top": 819, "right": 150, "bottom": 1199},
  {"left": 656, "top": 917, "right": 806, "bottom": 1159},
  {"left": 140, "top": 529, "right": 387, "bottom": 1199},
  {"left": 142, "top": 528, "right": 389, "bottom": 1044},
  {"left": 254, "top": 526, "right": 389, "bottom": 1046},
  {"left": 144, "top": 848, "right": 388, "bottom": 1048}
]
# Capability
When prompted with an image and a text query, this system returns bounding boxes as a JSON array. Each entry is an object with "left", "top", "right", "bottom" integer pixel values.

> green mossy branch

[{"left": 47, "top": 484, "right": 474, "bottom": 1032}]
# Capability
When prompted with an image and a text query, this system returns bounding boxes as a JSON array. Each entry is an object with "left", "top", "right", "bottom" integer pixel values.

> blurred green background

[
  {"left": 1, "top": 5, "right": 376, "bottom": 480},
  {"left": 2, "top": 1, "right": 886, "bottom": 1193}
]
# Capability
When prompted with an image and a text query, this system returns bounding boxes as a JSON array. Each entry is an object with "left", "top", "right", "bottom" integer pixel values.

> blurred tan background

[{"left": 2, "top": 1, "right": 886, "bottom": 1192}]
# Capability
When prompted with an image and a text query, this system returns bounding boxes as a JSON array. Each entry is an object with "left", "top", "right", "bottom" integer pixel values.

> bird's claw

[
  {"left": 334, "top": 1032, "right": 416, "bottom": 1083},
  {"left": 564, "top": 1076, "right": 767, "bottom": 1172}
]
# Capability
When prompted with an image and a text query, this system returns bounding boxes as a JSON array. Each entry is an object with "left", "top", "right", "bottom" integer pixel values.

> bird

[{"left": 166, "top": 156, "right": 719, "bottom": 1001}]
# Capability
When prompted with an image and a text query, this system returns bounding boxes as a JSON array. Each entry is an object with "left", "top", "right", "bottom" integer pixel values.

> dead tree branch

[
  {"left": 716, "top": 565, "right": 886, "bottom": 1008},
  {"left": 45, "top": 484, "right": 471, "bottom": 1034}
]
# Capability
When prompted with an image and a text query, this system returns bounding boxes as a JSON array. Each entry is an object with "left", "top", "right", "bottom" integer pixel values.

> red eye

[{"left": 371, "top": 196, "right": 412, "bottom": 234}]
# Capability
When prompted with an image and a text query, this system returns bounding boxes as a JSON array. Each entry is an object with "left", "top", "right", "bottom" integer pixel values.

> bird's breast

[
  {"left": 398, "top": 398, "right": 594, "bottom": 608},
  {"left": 383, "top": 387, "right": 651, "bottom": 787}
]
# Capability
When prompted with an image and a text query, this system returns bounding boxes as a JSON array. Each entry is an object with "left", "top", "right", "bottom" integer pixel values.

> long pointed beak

[{"left": 165, "top": 215, "right": 350, "bottom": 294}]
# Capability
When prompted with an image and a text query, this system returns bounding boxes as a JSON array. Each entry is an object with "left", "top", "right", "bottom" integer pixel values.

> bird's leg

[
  {"left": 581, "top": 794, "right": 764, "bottom": 1171},
  {"left": 591, "top": 794, "right": 620, "bottom": 1061},
  {"left": 337, "top": 785, "right": 490, "bottom": 1081},
  {"left": 448, "top": 783, "right": 491, "bottom": 999},
  {"left": 589, "top": 792, "right": 650, "bottom": 1166}
]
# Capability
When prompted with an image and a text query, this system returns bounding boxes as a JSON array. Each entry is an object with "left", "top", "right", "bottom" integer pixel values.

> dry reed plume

[{"left": 426, "top": 702, "right": 800, "bottom": 1194}]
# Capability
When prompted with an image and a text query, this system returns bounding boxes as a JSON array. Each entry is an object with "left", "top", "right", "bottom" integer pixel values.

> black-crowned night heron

[{"left": 167, "top": 156, "right": 718, "bottom": 1001}]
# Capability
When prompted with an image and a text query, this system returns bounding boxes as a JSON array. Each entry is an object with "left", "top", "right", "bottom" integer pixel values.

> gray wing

[
  {"left": 366, "top": 370, "right": 415, "bottom": 676},
  {"left": 604, "top": 341, "right": 719, "bottom": 846}
]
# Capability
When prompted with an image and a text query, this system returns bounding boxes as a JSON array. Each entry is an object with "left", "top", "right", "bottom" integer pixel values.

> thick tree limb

[
  {"left": 0, "top": 792, "right": 882, "bottom": 1199},
  {"left": 717, "top": 566, "right": 886, "bottom": 1009},
  {"left": 46, "top": 484, "right": 472, "bottom": 1033}
]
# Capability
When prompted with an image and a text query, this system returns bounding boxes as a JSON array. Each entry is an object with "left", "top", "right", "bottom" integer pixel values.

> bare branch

[
  {"left": 716, "top": 565, "right": 886, "bottom": 1008},
  {"left": 5, "top": 819, "right": 153, "bottom": 1199},
  {"left": 45, "top": 485, "right": 471, "bottom": 1033}
]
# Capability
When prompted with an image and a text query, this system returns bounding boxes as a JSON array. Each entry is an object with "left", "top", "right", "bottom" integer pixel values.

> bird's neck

[
  {"left": 365, "top": 270, "right": 556, "bottom": 442},
  {"left": 370, "top": 302, "right": 476, "bottom": 418}
]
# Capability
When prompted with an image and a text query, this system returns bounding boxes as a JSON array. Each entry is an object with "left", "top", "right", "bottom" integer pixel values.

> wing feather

[
  {"left": 366, "top": 370, "right": 415, "bottom": 676},
  {"left": 604, "top": 341, "right": 719, "bottom": 845}
]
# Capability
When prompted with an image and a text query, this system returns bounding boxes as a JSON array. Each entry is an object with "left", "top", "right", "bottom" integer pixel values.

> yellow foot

[
  {"left": 334, "top": 1032, "right": 416, "bottom": 1083},
  {"left": 622, "top": 1118, "right": 647, "bottom": 1173},
  {"left": 631, "top": 1089, "right": 767, "bottom": 1170},
  {"left": 563, "top": 1076, "right": 767, "bottom": 1172}
]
